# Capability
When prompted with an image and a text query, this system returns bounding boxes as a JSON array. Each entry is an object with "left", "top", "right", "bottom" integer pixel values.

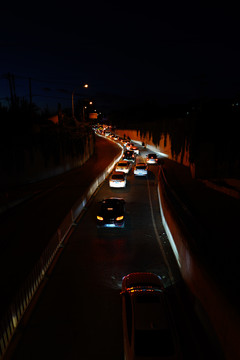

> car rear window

[
  {"left": 118, "top": 162, "right": 127, "bottom": 166},
  {"left": 136, "top": 165, "right": 147, "bottom": 170},
  {"left": 112, "top": 174, "right": 124, "bottom": 180}
]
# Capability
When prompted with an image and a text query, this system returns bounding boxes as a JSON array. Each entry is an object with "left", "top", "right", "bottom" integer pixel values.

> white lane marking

[{"left": 147, "top": 176, "right": 175, "bottom": 284}]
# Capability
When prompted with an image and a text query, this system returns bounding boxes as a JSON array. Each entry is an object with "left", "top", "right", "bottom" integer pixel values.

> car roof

[
  {"left": 136, "top": 163, "right": 147, "bottom": 166},
  {"left": 133, "top": 291, "right": 169, "bottom": 330}
]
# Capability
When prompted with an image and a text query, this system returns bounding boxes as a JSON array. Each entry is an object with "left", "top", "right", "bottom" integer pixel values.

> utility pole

[
  {"left": 11, "top": 73, "right": 17, "bottom": 104},
  {"left": 7, "top": 72, "right": 14, "bottom": 105},
  {"left": 29, "top": 77, "right": 32, "bottom": 107}
]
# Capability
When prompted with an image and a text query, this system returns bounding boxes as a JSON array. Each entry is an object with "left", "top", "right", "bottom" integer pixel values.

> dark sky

[{"left": 1, "top": 0, "right": 240, "bottom": 112}]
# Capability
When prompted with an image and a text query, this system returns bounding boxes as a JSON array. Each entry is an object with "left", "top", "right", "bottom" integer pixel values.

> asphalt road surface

[{"left": 7, "top": 149, "right": 224, "bottom": 360}]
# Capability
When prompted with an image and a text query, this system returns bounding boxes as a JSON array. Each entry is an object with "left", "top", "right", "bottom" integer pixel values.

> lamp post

[
  {"left": 83, "top": 106, "right": 87, "bottom": 121},
  {"left": 72, "top": 84, "right": 88, "bottom": 119},
  {"left": 82, "top": 101, "right": 93, "bottom": 122}
]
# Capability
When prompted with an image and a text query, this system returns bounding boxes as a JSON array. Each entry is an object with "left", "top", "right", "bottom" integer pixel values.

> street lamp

[
  {"left": 83, "top": 106, "right": 87, "bottom": 121},
  {"left": 72, "top": 84, "right": 88, "bottom": 119},
  {"left": 82, "top": 101, "right": 93, "bottom": 122}
]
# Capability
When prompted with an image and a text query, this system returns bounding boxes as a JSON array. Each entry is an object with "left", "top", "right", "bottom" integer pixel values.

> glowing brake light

[
  {"left": 97, "top": 216, "right": 104, "bottom": 221},
  {"left": 116, "top": 215, "right": 124, "bottom": 221}
]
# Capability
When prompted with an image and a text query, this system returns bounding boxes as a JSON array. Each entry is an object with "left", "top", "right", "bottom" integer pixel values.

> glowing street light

[
  {"left": 83, "top": 101, "right": 93, "bottom": 121},
  {"left": 72, "top": 84, "right": 88, "bottom": 119}
]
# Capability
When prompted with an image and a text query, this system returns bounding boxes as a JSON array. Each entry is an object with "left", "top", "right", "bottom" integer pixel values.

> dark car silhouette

[
  {"left": 121, "top": 272, "right": 182, "bottom": 360},
  {"left": 97, "top": 197, "right": 125, "bottom": 228}
]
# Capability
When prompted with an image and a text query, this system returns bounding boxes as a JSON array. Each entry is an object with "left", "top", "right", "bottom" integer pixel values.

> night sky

[{"left": 1, "top": 0, "right": 240, "bottom": 112}]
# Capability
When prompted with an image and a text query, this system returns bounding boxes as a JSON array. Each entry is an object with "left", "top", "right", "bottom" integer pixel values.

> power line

[{"left": 1, "top": 73, "right": 89, "bottom": 89}]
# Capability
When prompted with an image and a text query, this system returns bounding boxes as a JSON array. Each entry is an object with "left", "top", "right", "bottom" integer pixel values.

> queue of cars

[
  {"left": 96, "top": 138, "right": 156, "bottom": 229},
  {"left": 95, "top": 128, "right": 181, "bottom": 358},
  {"left": 96, "top": 131, "right": 162, "bottom": 230}
]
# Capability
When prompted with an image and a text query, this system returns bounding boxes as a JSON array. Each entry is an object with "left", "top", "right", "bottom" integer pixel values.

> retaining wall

[
  {"left": 157, "top": 167, "right": 240, "bottom": 360},
  {"left": 0, "top": 135, "right": 123, "bottom": 360}
]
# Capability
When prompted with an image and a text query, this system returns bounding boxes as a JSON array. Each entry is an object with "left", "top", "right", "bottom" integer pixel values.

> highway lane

[{"left": 8, "top": 148, "right": 223, "bottom": 360}]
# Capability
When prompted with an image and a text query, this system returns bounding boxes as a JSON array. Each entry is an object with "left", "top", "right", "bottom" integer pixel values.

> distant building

[{"left": 89, "top": 112, "right": 98, "bottom": 119}]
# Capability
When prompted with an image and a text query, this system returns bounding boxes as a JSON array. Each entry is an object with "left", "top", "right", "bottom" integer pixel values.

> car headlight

[{"left": 97, "top": 216, "right": 104, "bottom": 221}]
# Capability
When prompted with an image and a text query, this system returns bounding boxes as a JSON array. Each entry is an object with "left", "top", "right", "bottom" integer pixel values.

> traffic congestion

[
  {"left": 8, "top": 126, "right": 223, "bottom": 360},
  {"left": 89, "top": 124, "right": 220, "bottom": 360}
]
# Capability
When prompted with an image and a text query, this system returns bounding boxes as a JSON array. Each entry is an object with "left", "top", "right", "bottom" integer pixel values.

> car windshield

[{"left": 136, "top": 165, "right": 147, "bottom": 170}]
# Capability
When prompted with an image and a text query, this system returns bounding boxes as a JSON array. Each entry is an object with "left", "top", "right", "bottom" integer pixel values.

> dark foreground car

[
  {"left": 97, "top": 197, "right": 125, "bottom": 228},
  {"left": 121, "top": 272, "right": 181, "bottom": 360}
]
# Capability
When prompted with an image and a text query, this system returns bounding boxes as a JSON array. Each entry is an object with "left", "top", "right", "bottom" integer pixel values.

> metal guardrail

[{"left": 0, "top": 135, "right": 123, "bottom": 360}]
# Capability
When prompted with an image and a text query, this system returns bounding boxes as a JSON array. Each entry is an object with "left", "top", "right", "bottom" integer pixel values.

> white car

[
  {"left": 109, "top": 171, "right": 126, "bottom": 188},
  {"left": 134, "top": 163, "right": 148, "bottom": 176},
  {"left": 146, "top": 153, "right": 158, "bottom": 164},
  {"left": 115, "top": 161, "right": 131, "bottom": 174}
]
